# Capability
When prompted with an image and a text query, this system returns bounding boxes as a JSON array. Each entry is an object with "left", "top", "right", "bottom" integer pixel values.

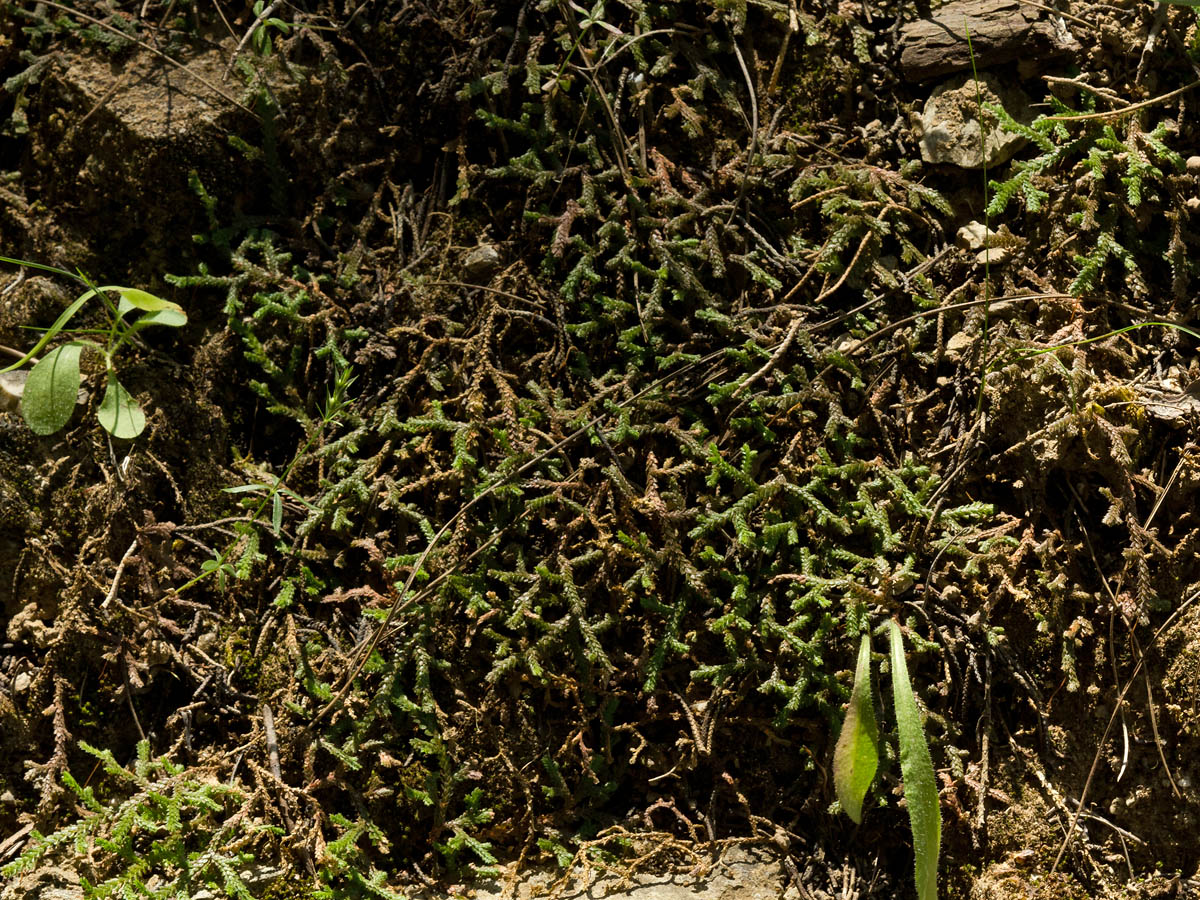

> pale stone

[
  {"left": 463, "top": 244, "right": 502, "bottom": 281},
  {"left": 914, "top": 73, "right": 1032, "bottom": 169}
]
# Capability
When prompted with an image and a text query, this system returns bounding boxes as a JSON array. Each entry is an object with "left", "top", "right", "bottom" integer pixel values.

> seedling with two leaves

[
  {"left": 248, "top": 0, "right": 293, "bottom": 57},
  {"left": 0, "top": 256, "right": 186, "bottom": 439},
  {"left": 834, "top": 621, "right": 942, "bottom": 900}
]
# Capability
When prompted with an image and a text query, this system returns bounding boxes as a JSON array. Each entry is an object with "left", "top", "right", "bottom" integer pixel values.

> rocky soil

[{"left": 2, "top": 1, "right": 1200, "bottom": 898}]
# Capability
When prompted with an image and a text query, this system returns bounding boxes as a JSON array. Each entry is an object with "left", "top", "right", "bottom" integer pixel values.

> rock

[
  {"left": 6, "top": 603, "right": 51, "bottom": 647},
  {"left": 898, "top": 0, "right": 1080, "bottom": 82},
  {"left": 914, "top": 73, "right": 1033, "bottom": 169},
  {"left": 462, "top": 244, "right": 502, "bottom": 282},
  {"left": 27, "top": 43, "right": 283, "bottom": 281},
  {"left": 0, "top": 864, "right": 83, "bottom": 900},
  {"left": 0, "top": 369, "right": 89, "bottom": 417},
  {"left": 956, "top": 221, "right": 991, "bottom": 251},
  {"left": 439, "top": 846, "right": 798, "bottom": 900},
  {"left": 945, "top": 330, "right": 975, "bottom": 362},
  {"left": 956, "top": 220, "right": 1018, "bottom": 264},
  {"left": 978, "top": 246, "right": 1010, "bottom": 264},
  {"left": 1188, "top": 155, "right": 1200, "bottom": 174},
  {"left": 0, "top": 372, "right": 24, "bottom": 414},
  {"left": 1134, "top": 367, "right": 1200, "bottom": 427},
  {"left": 984, "top": 297, "right": 1021, "bottom": 317}
]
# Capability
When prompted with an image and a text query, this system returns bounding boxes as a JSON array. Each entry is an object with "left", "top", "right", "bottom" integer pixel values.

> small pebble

[
  {"left": 0, "top": 371, "right": 25, "bottom": 414},
  {"left": 944, "top": 330, "right": 974, "bottom": 362},
  {"left": 462, "top": 244, "right": 501, "bottom": 281},
  {"left": 1187, "top": 155, "right": 1200, "bottom": 174}
]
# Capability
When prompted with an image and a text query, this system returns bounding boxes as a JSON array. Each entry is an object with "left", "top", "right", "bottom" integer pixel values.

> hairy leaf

[
  {"left": 833, "top": 632, "right": 879, "bottom": 823},
  {"left": 890, "top": 620, "right": 941, "bottom": 900},
  {"left": 22, "top": 344, "right": 82, "bottom": 434}
]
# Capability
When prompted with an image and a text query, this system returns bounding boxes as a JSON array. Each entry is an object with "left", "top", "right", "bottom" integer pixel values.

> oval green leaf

[
  {"left": 108, "top": 286, "right": 175, "bottom": 312},
  {"left": 98, "top": 378, "right": 146, "bottom": 439},
  {"left": 889, "top": 620, "right": 941, "bottom": 900},
  {"left": 110, "top": 287, "right": 186, "bottom": 325},
  {"left": 833, "top": 632, "right": 879, "bottom": 824},
  {"left": 133, "top": 307, "right": 188, "bottom": 329},
  {"left": 22, "top": 344, "right": 82, "bottom": 435}
]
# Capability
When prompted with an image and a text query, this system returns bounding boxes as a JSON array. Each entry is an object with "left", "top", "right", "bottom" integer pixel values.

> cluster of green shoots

[
  {"left": 0, "top": 740, "right": 261, "bottom": 897},
  {"left": 0, "top": 255, "right": 186, "bottom": 439}
]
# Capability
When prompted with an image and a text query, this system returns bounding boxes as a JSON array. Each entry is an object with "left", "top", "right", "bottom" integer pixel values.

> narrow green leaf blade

[
  {"left": 0, "top": 293, "right": 91, "bottom": 375},
  {"left": 22, "top": 344, "right": 82, "bottom": 435},
  {"left": 0, "top": 254, "right": 79, "bottom": 282},
  {"left": 833, "top": 632, "right": 879, "bottom": 824},
  {"left": 98, "top": 378, "right": 146, "bottom": 439},
  {"left": 224, "top": 483, "right": 272, "bottom": 494},
  {"left": 889, "top": 620, "right": 941, "bottom": 900}
]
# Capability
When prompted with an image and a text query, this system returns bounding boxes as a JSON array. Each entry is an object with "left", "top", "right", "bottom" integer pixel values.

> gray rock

[
  {"left": 945, "top": 330, "right": 975, "bottom": 363},
  {"left": 956, "top": 220, "right": 1018, "bottom": 264},
  {"left": 914, "top": 74, "right": 1032, "bottom": 169},
  {"left": 463, "top": 244, "right": 502, "bottom": 282},
  {"left": 0, "top": 369, "right": 89, "bottom": 417},
  {"left": 0, "top": 372, "right": 25, "bottom": 414},
  {"left": 450, "top": 847, "right": 799, "bottom": 900}
]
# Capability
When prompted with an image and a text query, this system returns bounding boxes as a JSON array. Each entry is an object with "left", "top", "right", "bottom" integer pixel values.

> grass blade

[
  {"left": 0, "top": 254, "right": 80, "bottom": 282},
  {"left": 0, "top": 293, "right": 91, "bottom": 375},
  {"left": 889, "top": 620, "right": 940, "bottom": 900}
]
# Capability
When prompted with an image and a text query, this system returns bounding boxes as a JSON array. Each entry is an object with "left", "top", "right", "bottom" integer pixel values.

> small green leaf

[
  {"left": 98, "top": 378, "right": 146, "bottom": 439},
  {"left": 22, "top": 344, "right": 82, "bottom": 435},
  {"left": 272, "top": 493, "right": 283, "bottom": 536},
  {"left": 135, "top": 307, "right": 188, "bottom": 329},
  {"left": 889, "top": 620, "right": 941, "bottom": 900},
  {"left": 110, "top": 287, "right": 178, "bottom": 313},
  {"left": 833, "top": 632, "right": 879, "bottom": 824},
  {"left": 113, "top": 289, "right": 187, "bottom": 329}
]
